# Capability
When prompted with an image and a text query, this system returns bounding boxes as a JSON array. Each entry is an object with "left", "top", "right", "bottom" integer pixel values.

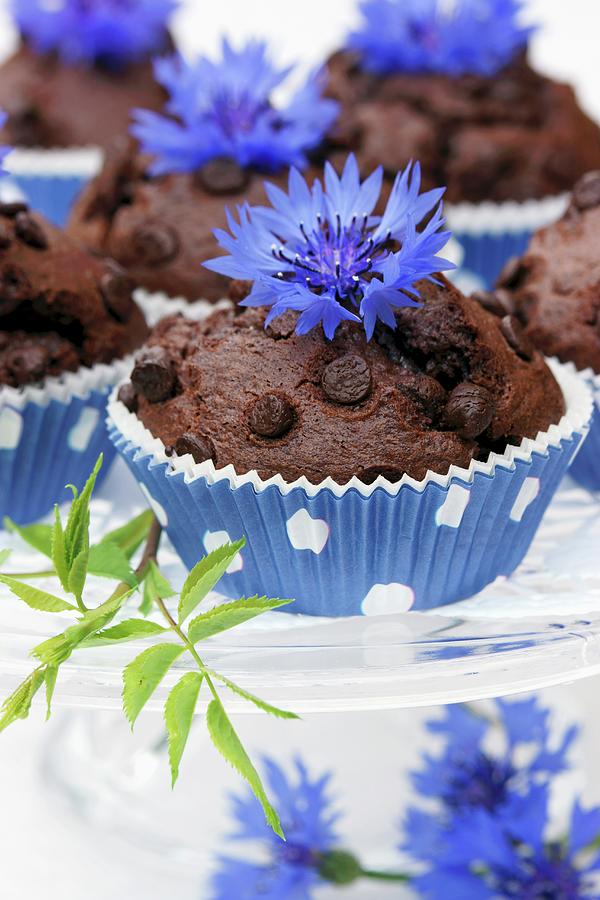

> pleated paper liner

[
  {"left": 134, "top": 289, "right": 232, "bottom": 328},
  {"left": 568, "top": 366, "right": 600, "bottom": 492},
  {"left": 7, "top": 147, "right": 102, "bottom": 227},
  {"left": 107, "top": 360, "right": 592, "bottom": 617},
  {"left": 446, "top": 194, "right": 569, "bottom": 290},
  {"left": 0, "top": 356, "right": 133, "bottom": 526}
]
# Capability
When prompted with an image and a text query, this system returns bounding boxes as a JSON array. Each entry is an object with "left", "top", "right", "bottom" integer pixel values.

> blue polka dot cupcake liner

[
  {"left": 0, "top": 356, "right": 134, "bottom": 526},
  {"left": 7, "top": 147, "right": 102, "bottom": 227},
  {"left": 447, "top": 194, "right": 568, "bottom": 291},
  {"left": 107, "top": 361, "right": 591, "bottom": 618},
  {"left": 568, "top": 367, "right": 600, "bottom": 493}
]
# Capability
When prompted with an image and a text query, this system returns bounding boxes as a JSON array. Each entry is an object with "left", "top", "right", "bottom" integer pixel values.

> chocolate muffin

[
  {"left": 67, "top": 140, "right": 275, "bottom": 303},
  {"left": 0, "top": 45, "right": 168, "bottom": 151},
  {"left": 0, "top": 201, "right": 148, "bottom": 387},
  {"left": 492, "top": 171, "right": 600, "bottom": 374},
  {"left": 325, "top": 51, "right": 600, "bottom": 203},
  {"left": 122, "top": 275, "right": 565, "bottom": 485}
]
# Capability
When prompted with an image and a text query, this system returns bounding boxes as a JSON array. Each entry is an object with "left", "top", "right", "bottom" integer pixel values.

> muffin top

[
  {"left": 67, "top": 140, "right": 276, "bottom": 303},
  {"left": 494, "top": 172, "right": 600, "bottom": 375},
  {"left": 122, "top": 276, "right": 565, "bottom": 485},
  {"left": 0, "top": 45, "right": 167, "bottom": 149},
  {"left": 325, "top": 52, "right": 600, "bottom": 203},
  {"left": 0, "top": 202, "right": 148, "bottom": 387}
]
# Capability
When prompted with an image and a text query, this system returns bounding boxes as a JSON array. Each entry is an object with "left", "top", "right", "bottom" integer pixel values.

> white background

[{"left": 1, "top": 1, "right": 600, "bottom": 898}]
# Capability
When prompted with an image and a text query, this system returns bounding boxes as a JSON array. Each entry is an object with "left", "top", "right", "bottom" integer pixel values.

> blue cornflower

[
  {"left": 404, "top": 698, "right": 578, "bottom": 866},
  {"left": 11, "top": 0, "right": 176, "bottom": 66},
  {"left": 205, "top": 154, "right": 454, "bottom": 340},
  {"left": 415, "top": 788, "right": 600, "bottom": 899},
  {"left": 210, "top": 757, "right": 340, "bottom": 900},
  {"left": 347, "top": 0, "right": 535, "bottom": 77},
  {"left": 131, "top": 40, "right": 339, "bottom": 177},
  {"left": 0, "top": 112, "right": 11, "bottom": 176}
]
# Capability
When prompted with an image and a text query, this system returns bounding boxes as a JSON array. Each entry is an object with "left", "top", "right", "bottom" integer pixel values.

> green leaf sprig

[{"left": 0, "top": 456, "right": 297, "bottom": 839}]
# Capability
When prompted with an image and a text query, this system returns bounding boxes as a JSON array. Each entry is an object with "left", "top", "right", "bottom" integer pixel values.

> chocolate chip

[
  {"left": 14, "top": 212, "right": 48, "bottom": 250},
  {"left": 572, "top": 171, "right": 600, "bottom": 211},
  {"left": 322, "top": 354, "right": 372, "bottom": 405},
  {"left": 117, "top": 382, "right": 138, "bottom": 413},
  {"left": 132, "top": 222, "right": 179, "bottom": 266},
  {"left": 4, "top": 343, "right": 49, "bottom": 384},
  {"left": 497, "top": 256, "right": 529, "bottom": 290},
  {"left": 100, "top": 268, "right": 135, "bottom": 322},
  {"left": 0, "top": 264, "right": 31, "bottom": 314},
  {"left": 173, "top": 432, "right": 215, "bottom": 464},
  {"left": 0, "top": 222, "right": 12, "bottom": 249},
  {"left": 500, "top": 315, "right": 535, "bottom": 361},
  {"left": 195, "top": 157, "right": 250, "bottom": 195},
  {"left": 444, "top": 383, "right": 496, "bottom": 439},
  {"left": 5, "top": 99, "right": 45, "bottom": 146},
  {"left": 131, "top": 346, "right": 177, "bottom": 402},
  {"left": 0, "top": 202, "right": 28, "bottom": 218},
  {"left": 228, "top": 280, "right": 253, "bottom": 304},
  {"left": 472, "top": 289, "right": 514, "bottom": 318},
  {"left": 248, "top": 394, "right": 295, "bottom": 438}
]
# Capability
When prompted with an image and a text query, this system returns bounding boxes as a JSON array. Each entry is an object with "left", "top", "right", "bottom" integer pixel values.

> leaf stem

[
  {"left": 360, "top": 868, "right": 411, "bottom": 883},
  {"left": 154, "top": 595, "right": 220, "bottom": 700}
]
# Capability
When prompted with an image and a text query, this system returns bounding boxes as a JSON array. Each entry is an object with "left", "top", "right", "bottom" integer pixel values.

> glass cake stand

[
  {"left": 1, "top": 458, "right": 600, "bottom": 712},
  {"left": 1, "top": 460, "right": 600, "bottom": 873}
]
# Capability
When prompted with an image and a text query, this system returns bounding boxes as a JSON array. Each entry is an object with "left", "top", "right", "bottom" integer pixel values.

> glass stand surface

[
  {"left": 1, "top": 459, "right": 600, "bottom": 713},
  {"left": 2, "top": 461, "right": 599, "bottom": 878}
]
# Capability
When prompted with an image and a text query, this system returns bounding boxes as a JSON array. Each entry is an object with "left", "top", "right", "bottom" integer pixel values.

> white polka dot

[
  {"left": 0, "top": 407, "right": 23, "bottom": 449},
  {"left": 286, "top": 509, "right": 330, "bottom": 554},
  {"left": 510, "top": 477, "right": 540, "bottom": 522},
  {"left": 67, "top": 406, "right": 99, "bottom": 452},
  {"left": 436, "top": 484, "right": 470, "bottom": 528},
  {"left": 139, "top": 483, "right": 168, "bottom": 527},
  {"left": 361, "top": 583, "right": 415, "bottom": 616},
  {"left": 203, "top": 530, "right": 243, "bottom": 573}
]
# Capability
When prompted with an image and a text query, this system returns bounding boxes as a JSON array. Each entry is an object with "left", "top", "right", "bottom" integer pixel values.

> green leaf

[
  {"left": 52, "top": 506, "right": 69, "bottom": 593},
  {"left": 88, "top": 541, "right": 137, "bottom": 587},
  {"left": 0, "top": 575, "right": 76, "bottom": 613},
  {"left": 188, "top": 596, "right": 292, "bottom": 645},
  {"left": 208, "top": 670, "right": 299, "bottom": 720},
  {"left": 3, "top": 519, "right": 53, "bottom": 559},
  {"left": 33, "top": 591, "right": 132, "bottom": 666},
  {"left": 164, "top": 672, "right": 203, "bottom": 787},
  {"left": 123, "top": 643, "right": 185, "bottom": 728},
  {"left": 178, "top": 538, "right": 246, "bottom": 624},
  {"left": 64, "top": 455, "right": 102, "bottom": 569},
  {"left": 68, "top": 549, "right": 89, "bottom": 601},
  {"left": 146, "top": 561, "right": 175, "bottom": 599},
  {"left": 206, "top": 698, "right": 284, "bottom": 839},
  {"left": 101, "top": 510, "right": 154, "bottom": 560},
  {"left": 44, "top": 666, "right": 58, "bottom": 720},
  {"left": 140, "top": 561, "right": 175, "bottom": 617},
  {"left": 139, "top": 579, "right": 153, "bottom": 617},
  {"left": 82, "top": 619, "right": 167, "bottom": 648},
  {"left": 0, "top": 549, "right": 12, "bottom": 567},
  {"left": 0, "top": 669, "right": 45, "bottom": 733}
]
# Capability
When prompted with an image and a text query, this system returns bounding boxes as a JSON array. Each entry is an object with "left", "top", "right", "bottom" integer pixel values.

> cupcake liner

[
  {"left": 134, "top": 289, "right": 232, "bottom": 328},
  {"left": 447, "top": 194, "right": 569, "bottom": 290},
  {"left": 1, "top": 356, "right": 133, "bottom": 526},
  {"left": 107, "top": 360, "right": 591, "bottom": 617},
  {"left": 7, "top": 147, "right": 103, "bottom": 227},
  {"left": 567, "top": 366, "right": 600, "bottom": 492}
]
